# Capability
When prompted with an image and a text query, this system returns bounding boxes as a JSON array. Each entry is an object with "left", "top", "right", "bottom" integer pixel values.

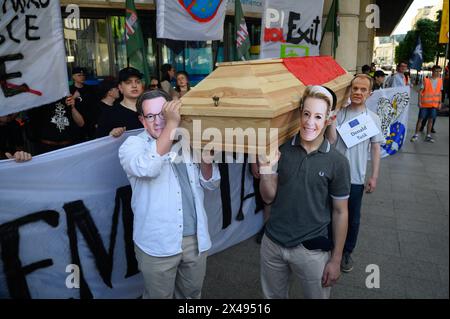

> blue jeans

[{"left": 344, "top": 184, "right": 365, "bottom": 253}]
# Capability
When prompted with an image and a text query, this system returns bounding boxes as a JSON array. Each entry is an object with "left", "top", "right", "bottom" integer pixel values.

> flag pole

[
  {"left": 212, "top": 40, "right": 220, "bottom": 70},
  {"left": 332, "top": 26, "right": 334, "bottom": 58}
]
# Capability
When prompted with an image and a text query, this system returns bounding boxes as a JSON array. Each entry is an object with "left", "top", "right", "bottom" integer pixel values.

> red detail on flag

[
  {"left": 126, "top": 22, "right": 135, "bottom": 36},
  {"left": 178, "top": 0, "right": 223, "bottom": 23},
  {"left": 236, "top": 23, "right": 248, "bottom": 47},
  {"left": 125, "top": 8, "right": 137, "bottom": 37},
  {"left": 5, "top": 81, "right": 42, "bottom": 96},
  {"left": 264, "top": 28, "right": 285, "bottom": 43},
  {"left": 15, "top": 118, "right": 25, "bottom": 126},
  {"left": 283, "top": 56, "right": 346, "bottom": 85}
]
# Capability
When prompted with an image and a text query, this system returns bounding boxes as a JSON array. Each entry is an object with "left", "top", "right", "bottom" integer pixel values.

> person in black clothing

[
  {"left": 93, "top": 79, "right": 120, "bottom": 131},
  {"left": 95, "top": 67, "right": 144, "bottom": 138},
  {"left": 362, "top": 64, "right": 371, "bottom": 75},
  {"left": 27, "top": 96, "right": 85, "bottom": 155},
  {"left": 69, "top": 67, "right": 98, "bottom": 140},
  {"left": 0, "top": 113, "right": 32, "bottom": 162},
  {"left": 372, "top": 70, "right": 386, "bottom": 91}
]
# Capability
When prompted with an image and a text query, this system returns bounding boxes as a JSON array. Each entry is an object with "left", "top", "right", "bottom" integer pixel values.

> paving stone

[
  {"left": 401, "top": 276, "right": 439, "bottom": 299},
  {"left": 438, "top": 265, "right": 449, "bottom": 286},
  {"left": 396, "top": 215, "right": 449, "bottom": 235},
  {"left": 394, "top": 199, "right": 446, "bottom": 215},
  {"left": 352, "top": 250, "right": 441, "bottom": 283},
  {"left": 400, "top": 243, "right": 449, "bottom": 266},
  {"left": 364, "top": 203, "right": 396, "bottom": 217},
  {"left": 357, "top": 227, "right": 401, "bottom": 256}
]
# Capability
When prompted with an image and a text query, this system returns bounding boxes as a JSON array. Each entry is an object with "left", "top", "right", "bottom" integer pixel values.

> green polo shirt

[{"left": 266, "top": 135, "right": 351, "bottom": 248}]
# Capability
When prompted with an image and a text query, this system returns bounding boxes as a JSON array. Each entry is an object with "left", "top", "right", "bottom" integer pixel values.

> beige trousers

[
  {"left": 134, "top": 235, "right": 207, "bottom": 299},
  {"left": 260, "top": 234, "right": 331, "bottom": 299}
]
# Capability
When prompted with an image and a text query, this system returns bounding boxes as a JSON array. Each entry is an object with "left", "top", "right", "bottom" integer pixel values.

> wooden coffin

[{"left": 180, "top": 57, "right": 353, "bottom": 155}]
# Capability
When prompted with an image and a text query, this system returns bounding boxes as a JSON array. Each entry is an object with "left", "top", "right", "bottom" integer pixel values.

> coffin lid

[{"left": 180, "top": 57, "right": 353, "bottom": 119}]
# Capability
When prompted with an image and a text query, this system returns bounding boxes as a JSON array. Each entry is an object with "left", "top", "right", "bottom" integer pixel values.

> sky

[{"left": 392, "top": 0, "right": 443, "bottom": 35}]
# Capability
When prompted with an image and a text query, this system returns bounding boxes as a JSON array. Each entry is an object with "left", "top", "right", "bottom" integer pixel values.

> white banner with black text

[
  {"left": 0, "top": 0, "right": 69, "bottom": 116},
  {"left": 0, "top": 129, "right": 262, "bottom": 298}
]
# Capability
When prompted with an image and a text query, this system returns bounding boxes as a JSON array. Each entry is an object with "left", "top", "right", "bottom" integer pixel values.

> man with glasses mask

[{"left": 118, "top": 90, "right": 220, "bottom": 299}]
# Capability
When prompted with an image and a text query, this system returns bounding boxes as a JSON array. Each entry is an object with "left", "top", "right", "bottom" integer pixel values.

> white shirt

[
  {"left": 334, "top": 107, "right": 384, "bottom": 185},
  {"left": 391, "top": 72, "right": 408, "bottom": 87},
  {"left": 118, "top": 130, "right": 220, "bottom": 257}
]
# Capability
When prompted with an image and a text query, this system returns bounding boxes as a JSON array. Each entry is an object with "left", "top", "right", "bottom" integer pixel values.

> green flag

[
  {"left": 234, "top": 0, "right": 251, "bottom": 61},
  {"left": 125, "top": 0, "right": 150, "bottom": 84},
  {"left": 321, "top": 0, "right": 340, "bottom": 58}
]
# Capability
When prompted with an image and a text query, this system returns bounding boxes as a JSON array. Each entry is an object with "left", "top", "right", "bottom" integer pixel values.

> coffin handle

[{"left": 212, "top": 96, "right": 220, "bottom": 106}]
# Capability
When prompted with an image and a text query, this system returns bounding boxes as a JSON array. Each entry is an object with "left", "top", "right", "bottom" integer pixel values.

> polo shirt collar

[{"left": 291, "top": 133, "right": 330, "bottom": 153}]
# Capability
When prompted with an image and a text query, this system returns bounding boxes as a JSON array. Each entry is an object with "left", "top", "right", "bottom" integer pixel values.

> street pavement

[{"left": 202, "top": 86, "right": 449, "bottom": 299}]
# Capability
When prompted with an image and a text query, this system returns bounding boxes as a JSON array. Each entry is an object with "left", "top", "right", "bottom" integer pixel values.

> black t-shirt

[
  {"left": 95, "top": 100, "right": 143, "bottom": 138},
  {"left": 95, "top": 100, "right": 114, "bottom": 123},
  {"left": 0, "top": 120, "right": 24, "bottom": 159},
  {"left": 27, "top": 99, "right": 80, "bottom": 142},
  {"left": 70, "top": 84, "right": 99, "bottom": 140}
]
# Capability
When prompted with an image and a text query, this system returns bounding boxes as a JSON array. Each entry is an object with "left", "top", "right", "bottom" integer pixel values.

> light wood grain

[{"left": 180, "top": 59, "right": 352, "bottom": 154}]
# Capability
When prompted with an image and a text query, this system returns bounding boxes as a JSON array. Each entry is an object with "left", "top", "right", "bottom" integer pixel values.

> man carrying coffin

[
  {"left": 258, "top": 86, "right": 351, "bottom": 299},
  {"left": 118, "top": 90, "right": 220, "bottom": 299}
]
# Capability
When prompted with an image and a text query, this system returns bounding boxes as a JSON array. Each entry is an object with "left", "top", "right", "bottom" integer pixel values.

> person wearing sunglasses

[
  {"left": 118, "top": 89, "right": 220, "bottom": 299},
  {"left": 148, "top": 76, "right": 161, "bottom": 91}
]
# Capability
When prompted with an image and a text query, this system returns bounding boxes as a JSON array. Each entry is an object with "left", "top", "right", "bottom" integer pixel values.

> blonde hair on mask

[{"left": 300, "top": 86, "right": 336, "bottom": 118}]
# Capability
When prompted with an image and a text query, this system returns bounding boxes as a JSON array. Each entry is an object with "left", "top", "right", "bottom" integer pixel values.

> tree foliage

[
  {"left": 395, "top": 17, "right": 442, "bottom": 64},
  {"left": 395, "top": 30, "right": 416, "bottom": 64}
]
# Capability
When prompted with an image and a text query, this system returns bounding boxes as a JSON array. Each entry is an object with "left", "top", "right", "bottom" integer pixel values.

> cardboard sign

[
  {"left": 260, "top": 0, "right": 324, "bottom": 59},
  {"left": 337, "top": 113, "right": 380, "bottom": 148}
]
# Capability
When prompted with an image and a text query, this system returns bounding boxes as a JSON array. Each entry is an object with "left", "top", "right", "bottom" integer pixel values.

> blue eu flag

[
  {"left": 409, "top": 37, "right": 423, "bottom": 71},
  {"left": 349, "top": 118, "right": 360, "bottom": 128}
]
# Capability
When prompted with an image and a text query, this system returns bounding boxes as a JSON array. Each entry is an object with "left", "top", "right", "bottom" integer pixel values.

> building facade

[
  {"left": 60, "top": 0, "right": 409, "bottom": 82},
  {"left": 411, "top": 1, "right": 443, "bottom": 28}
]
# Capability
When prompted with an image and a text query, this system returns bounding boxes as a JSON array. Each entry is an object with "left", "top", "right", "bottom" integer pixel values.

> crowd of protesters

[{"left": 0, "top": 63, "right": 192, "bottom": 162}]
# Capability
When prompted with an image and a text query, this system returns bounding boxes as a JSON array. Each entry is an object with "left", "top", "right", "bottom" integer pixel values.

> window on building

[
  {"left": 63, "top": 12, "right": 157, "bottom": 82},
  {"left": 64, "top": 18, "right": 110, "bottom": 79},
  {"left": 110, "top": 15, "right": 157, "bottom": 78},
  {"left": 61, "top": 7, "right": 261, "bottom": 86},
  {"left": 160, "top": 40, "right": 217, "bottom": 85}
]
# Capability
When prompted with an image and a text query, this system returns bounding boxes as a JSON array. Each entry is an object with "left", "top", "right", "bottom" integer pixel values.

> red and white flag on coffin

[
  {"left": 0, "top": 0, "right": 69, "bottom": 116},
  {"left": 156, "top": 0, "right": 229, "bottom": 41}
]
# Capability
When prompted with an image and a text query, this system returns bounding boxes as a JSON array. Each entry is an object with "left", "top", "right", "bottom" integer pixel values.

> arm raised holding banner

[{"left": 65, "top": 95, "right": 85, "bottom": 127}]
